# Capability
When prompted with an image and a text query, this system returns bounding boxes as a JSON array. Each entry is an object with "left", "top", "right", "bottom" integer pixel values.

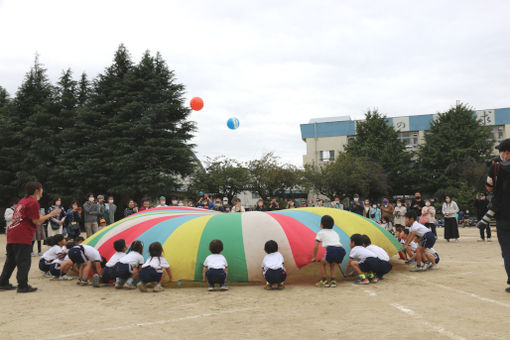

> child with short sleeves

[
  {"left": 49, "top": 250, "right": 73, "bottom": 281},
  {"left": 404, "top": 211, "right": 437, "bottom": 272},
  {"left": 39, "top": 235, "right": 65, "bottom": 277},
  {"left": 100, "top": 239, "right": 127, "bottom": 285},
  {"left": 346, "top": 234, "right": 380, "bottom": 284},
  {"left": 424, "top": 247, "right": 440, "bottom": 269},
  {"left": 138, "top": 242, "right": 172, "bottom": 292},
  {"left": 361, "top": 234, "right": 392, "bottom": 280},
  {"left": 68, "top": 243, "right": 103, "bottom": 286},
  {"left": 312, "top": 215, "right": 346, "bottom": 288},
  {"left": 115, "top": 240, "right": 144, "bottom": 289},
  {"left": 261, "top": 240, "right": 286, "bottom": 290},
  {"left": 203, "top": 239, "right": 229, "bottom": 291}
]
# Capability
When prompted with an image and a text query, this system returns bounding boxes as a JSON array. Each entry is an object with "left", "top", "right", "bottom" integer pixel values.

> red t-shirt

[{"left": 7, "top": 196, "right": 40, "bottom": 245}]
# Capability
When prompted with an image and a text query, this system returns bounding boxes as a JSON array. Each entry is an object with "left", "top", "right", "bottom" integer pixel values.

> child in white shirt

[
  {"left": 203, "top": 240, "right": 229, "bottom": 291},
  {"left": 138, "top": 242, "right": 172, "bottom": 292},
  {"left": 361, "top": 234, "right": 392, "bottom": 281},
  {"left": 312, "top": 215, "right": 346, "bottom": 288},
  {"left": 346, "top": 234, "right": 380, "bottom": 285},
  {"left": 39, "top": 234, "right": 65, "bottom": 277},
  {"left": 261, "top": 240, "right": 286, "bottom": 290},
  {"left": 115, "top": 240, "right": 144, "bottom": 289},
  {"left": 68, "top": 243, "right": 103, "bottom": 286},
  {"left": 100, "top": 239, "right": 127, "bottom": 285},
  {"left": 404, "top": 211, "right": 437, "bottom": 272}
]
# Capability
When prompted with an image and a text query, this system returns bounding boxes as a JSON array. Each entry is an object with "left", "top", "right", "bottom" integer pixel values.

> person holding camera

[{"left": 487, "top": 139, "right": 510, "bottom": 293}]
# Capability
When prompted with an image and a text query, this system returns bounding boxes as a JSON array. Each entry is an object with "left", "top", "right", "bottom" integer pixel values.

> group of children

[{"left": 38, "top": 211, "right": 439, "bottom": 291}]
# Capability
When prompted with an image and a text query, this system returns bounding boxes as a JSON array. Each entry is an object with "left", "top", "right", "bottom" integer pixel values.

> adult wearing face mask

[
  {"left": 393, "top": 199, "right": 407, "bottom": 229},
  {"left": 486, "top": 139, "right": 510, "bottom": 292},
  {"left": 362, "top": 199, "right": 371, "bottom": 218},
  {"left": 411, "top": 192, "right": 425, "bottom": 216},
  {"left": 0, "top": 182, "right": 61, "bottom": 292},
  {"left": 83, "top": 193, "right": 102, "bottom": 238},
  {"left": 442, "top": 195, "right": 459, "bottom": 242},
  {"left": 47, "top": 197, "right": 66, "bottom": 237},
  {"left": 369, "top": 203, "right": 381, "bottom": 223},
  {"left": 212, "top": 198, "right": 226, "bottom": 212},
  {"left": 350, "top": 194, "right": 364, "bottom": 215},
  {"left": 157, "top": 196, "right": 168, "bottom": 208},
  {"left": 104, "top": 196, "right": 117, "bottom": 225},
  {"left": 380, "top": 197, "right": 394, "bottom": 223},
  {"left": 421, "top": 199, "right": 437, "bottom": 236}
]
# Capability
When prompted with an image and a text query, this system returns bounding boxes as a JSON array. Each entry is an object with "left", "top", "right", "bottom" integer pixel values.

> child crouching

[
  {"left": 261, "top": 240, "right": 286, "bottom": 290},
  {"left": 361, "top": 234, "right": 392, "bottom": 281},
  {"left": 137, "top": 242, "right": 172, "bottom": 292},
  {"left": 115, "top": 240, "right": 144, "bottom": 289},
  {"left": 100, "top": 239, "right": 127, "bottom": 285},
  {"left": 203, "top": 240, "right": 229, "bottom": 291}
]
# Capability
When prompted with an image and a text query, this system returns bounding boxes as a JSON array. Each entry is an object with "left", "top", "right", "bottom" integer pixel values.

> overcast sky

[{"left": 1, "top": 0, "right": 509, "bottom": 167}]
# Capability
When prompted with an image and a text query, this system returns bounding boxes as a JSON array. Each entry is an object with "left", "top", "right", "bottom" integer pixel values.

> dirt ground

[{"left": 0, "top": 227, "right": 509, "bottom": 340}]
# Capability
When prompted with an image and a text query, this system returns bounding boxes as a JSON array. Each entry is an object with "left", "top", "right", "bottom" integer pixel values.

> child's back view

[{"left": 203, "top": 240, "right": 229, "bottom": 291}]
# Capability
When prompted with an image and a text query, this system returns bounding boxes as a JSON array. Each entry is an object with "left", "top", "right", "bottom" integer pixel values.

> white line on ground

[
  {"left": 51, "top": 307, "right": 257, "bottom": 339},
  {"left": 390, "top": 303, "right": 466, "bottom": 340},
  {"left": 363, "top": 289, "right": 377, "bottom": 297}
]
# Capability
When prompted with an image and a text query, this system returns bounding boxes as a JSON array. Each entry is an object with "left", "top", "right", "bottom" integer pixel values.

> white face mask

[
  {"left": 160, "top": 201, "right": 166, "bottom": 205},
  {"left": 354, "top": 198, "right": 359, "bottom": 202},
  {"left": 171, "top": 200, "right": 178, "bottom": 205},
  {"left": 109, "top": 200, "right": 114, "bottom": 204},
  {"left": 55, "top": 200, "right": 61, "bottom": 206},
  {"left": 372, "top": 205, "right": 377, "bottom": 208},
  {"left": 36, "top": 195, "right": 41, "bottom": 201},
  {"left": 397, "top": 203, "right": 401, "bottom": 207},
  {"left": 500, "top": 152, "right": 506, "bottom": 162},
  {"left": 425, "top": 202, "right": 430, "bottom": 206},
  {"left": 72, "top": 205, "right": 78, "bottom": 209},
  {"left": 89, "top": 197, "right": 94, "bottom": 202}
]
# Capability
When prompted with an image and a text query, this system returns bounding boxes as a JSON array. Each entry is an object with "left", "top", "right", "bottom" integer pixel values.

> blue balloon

[{"left": 227, "top": 117, "right": 240, "bottom": 130}]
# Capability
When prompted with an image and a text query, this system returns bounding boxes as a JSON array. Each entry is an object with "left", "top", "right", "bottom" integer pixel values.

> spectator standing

[
  {"left": 442, "top": 195, "right": 460, "bottom": 242},
  {"left": 66, "top": 201, "right": 82, "bottom": 239},
  {"left": 393, "top": 199, "right": 407, "bottom": 229},
  {"left": 411, "top": 192, "right": 425, "bottom": 216},
  {"left": 97, "top": 195, "right": 106, "bottom": 221},
  {"left": 362, "top": 199, "right": 371, "bottom": 218},
  {"left": 104, "top": 196, "right": 117, "bottom": 225},
  {"left": 212, "top": 198, "right": 226, "bottom": 212},
  {"left": 474, "top": 193, "right": 491, "bottom": 241},
  {"left": 4, "top": 200, "right": 17, "bottom": 231},
  {"left": 255, "top": 199, "right": 266, "bottom": 212},
  {"left": 330, "top": 196, "right": 344, "bottom": 210},
  {"left": 83, "top": 193, "right": 103, "bottom": 238},
  {"left": 32, "top": 207, "right": 47, "bottom": 256},
  {"left": 124, "top": 200, "right": 138, "bottom": 217},
  {"left": 157, "top": 196, "right": 168, "bottom": 207},
  {"left": 369, "top": 203, "right": 381, "bottom": 223},
  {"left": 268, "top": 198, "right": 280, "bottom": 211},
  {"left": 139, "top": 198, "right": 151, "bottom": 212},
  {"left": 47, "top": 197, "right": 66, "bottom": 237},
  {"left": 380, "top": 197, "right": 394, "bottom": 222},
  {"left": 421, "top": 199, "right": 437, "bottom": 236},
  {"left": 350, "top": 194, "right": 364, "bottom": 215},
  {"left": 222, "top": 197, "right": 230, "bottom": 212},
  {"left": 231, "top": 198, "right": 245, "bottom": 213},
  {"left": 0, "top": 182, "right": 61, "bottom": 293}
]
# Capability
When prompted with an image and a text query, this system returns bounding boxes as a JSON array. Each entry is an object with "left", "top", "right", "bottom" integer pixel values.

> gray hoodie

[{"left": 83, "top": 201, "right": 104, "bottom": 223}]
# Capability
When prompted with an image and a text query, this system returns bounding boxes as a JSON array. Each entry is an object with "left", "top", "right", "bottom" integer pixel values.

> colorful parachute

[{"left": 83, "top": 207, "right": 403, "bottom": 282}]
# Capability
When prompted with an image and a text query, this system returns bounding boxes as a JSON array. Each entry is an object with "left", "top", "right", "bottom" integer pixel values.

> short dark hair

[
  {"left": 25, "top": 182, "right": 42, "bottom": 196},
  {"left": 51, "top": 197, "right": 62, "bottom": 205},
  {"left": 130, "top": 240, "right": 144, "bottom": 254},
  {"left": 87, "top": 193, "right": 94, "bottom": 198},
  {"left": 321, "top": 215, "right": 334, "bottom": 229},
  {"left": 350, "top": 233, "right": 364, "bottom": 246},
  {"left": 404, "top": 229, "right": 410, "bottom": 235},
  {"left": 148, "top": 242, "right": 163, "bottom": 257},
  {"left": 113, "top": 239, "right": 126, "bottom": 252},
  {"left": 209, "top": 239, "right": 223, "bottom": 254},
  {"left": 47, "top": 234, "right": 64, "bottom": 246},
  {"left": 264, "top": 240, "right": 278, "bottom": 254},
  {"left": 361, "top": 234, "right": 371, "bottom": 246},
  {"left": 75, "top": 236, "right": 85, "bottom": 243},
  {"left": 405, "top": 211, "right": 418, "bottom": 221}
]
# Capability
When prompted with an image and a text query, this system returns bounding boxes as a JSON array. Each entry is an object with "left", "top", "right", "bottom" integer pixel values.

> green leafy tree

[
  {"left": 190, "top": 157, "right": 250, "bottom": 202},
  {"left": 345, "top": 109, "right": 414, "bottom": 193},
  {"left": 247, "top": 153, "right": 303, "bottom": 201},
  {"left": 304, "top": 152, "right": 388, "bottom": 200},
  {"left": 418, "top": 103, "right": 492, "bottom": 194}
]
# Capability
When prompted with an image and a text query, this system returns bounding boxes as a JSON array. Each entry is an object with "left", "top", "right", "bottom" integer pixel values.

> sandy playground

[{"left": 0, "top": 227, "right": 509, "bottom": 340}]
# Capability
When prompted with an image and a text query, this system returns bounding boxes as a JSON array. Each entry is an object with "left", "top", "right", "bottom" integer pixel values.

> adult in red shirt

[{"left": 0, "top": 182, "right": 61, "bottom": 292}]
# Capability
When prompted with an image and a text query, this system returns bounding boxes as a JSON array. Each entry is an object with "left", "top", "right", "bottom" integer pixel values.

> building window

[
  {"left": 492, "top": 125, "right": 505, "bottom": 143},
  {"left": 320, "top": 150, "right": 335, "bottom": 162},
  {"left": 398, "top": 131, "right": 419, "bottom": 149}
]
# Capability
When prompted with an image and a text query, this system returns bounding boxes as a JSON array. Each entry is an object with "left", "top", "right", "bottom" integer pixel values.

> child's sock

[
  {"left": 368, "top": 273, "right": 375, "bottom": 279},
  {"left": 126, "top": 278, "right": 133, "bottom": 285},
  {"left": 359, "top": 274, "right": 366, "bottom": 279}
]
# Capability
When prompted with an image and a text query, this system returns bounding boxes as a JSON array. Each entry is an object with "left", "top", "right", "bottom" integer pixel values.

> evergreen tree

[
  {"left": 77, "top": 72, "right": 90, "bottom": 106},
  {"left": 0, "top": 88, "right": 18, "bottom": 207},
  {"left": 0, "top": 86, "right": 9, "bottom": 107},
  {"left": 345, "top": 109, "right": 413, "bottom": 193},
  {"left": 418, "top": 103, "right": 492, "bottom": 194}
]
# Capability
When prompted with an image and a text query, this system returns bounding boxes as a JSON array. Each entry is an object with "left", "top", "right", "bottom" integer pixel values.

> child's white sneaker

[
  {"left": 92, "top": 274, "right": 100, "bottom": 288},
  {"left": 137, "top": 282, "right": 147, "bottom": 292},
  {"left": 43, "top": 272, "right": 53, "bottom": 278},
  {"left": 59, "top": 275, "right": 73, "bottom": 280},
  {"left": 153, "top": 284, "right": 164, "bottom": 292}
]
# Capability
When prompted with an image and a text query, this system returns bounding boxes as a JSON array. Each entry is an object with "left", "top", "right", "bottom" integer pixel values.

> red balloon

[{"left": 190, "top": 97, "right": 204, "bottom": 111}]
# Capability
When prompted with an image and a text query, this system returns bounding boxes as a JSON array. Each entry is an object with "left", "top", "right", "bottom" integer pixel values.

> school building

[{"left": 300, "top": 107, "right": 510, "bottom": 166}]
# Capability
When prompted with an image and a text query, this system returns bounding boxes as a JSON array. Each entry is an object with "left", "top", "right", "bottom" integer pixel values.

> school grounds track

[{"left": 1, "top": 227, "right": 509, "bottom": 340}]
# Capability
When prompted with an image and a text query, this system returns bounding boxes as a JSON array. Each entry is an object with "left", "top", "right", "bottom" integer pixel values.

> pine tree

[
  {"left": 418, "top": 103, "right": 492, "bottom": 194},
  {"left": 345, "top": 109, "right": 413, "bottom": 194}
]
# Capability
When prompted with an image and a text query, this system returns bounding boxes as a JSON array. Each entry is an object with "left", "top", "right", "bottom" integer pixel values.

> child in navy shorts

[
  {"left": 115, "top": 240, "right": 144, "bottom": 289},
  {"left": 39, "top": 235, "right": 66, "bottom": 277},
  {"left": 68, "top": 243, "right": 103, "bottom": 286},
  {"left": 137, "top": 242, "right": 172, "bottom": 293},
  {"left": 100, "top": 239, "right": 127, "bottom": 285},
  {"left": 346, "top": 234, "right": 381, "bottom": 284},
  {"left": 312, "top": 215, "right": 346, "bottom": 288},
  {"left": 361, "top": 234, "right": 392, "bottom": 281},
  {"left": 404, "top": 211, "right": 437, "bottom": 272},
  {"left": 203, "top": 240, "right": 229, "bottom": 291},
  {"left": 261, "top": 240, "right": 286, "bottom": 290}
]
